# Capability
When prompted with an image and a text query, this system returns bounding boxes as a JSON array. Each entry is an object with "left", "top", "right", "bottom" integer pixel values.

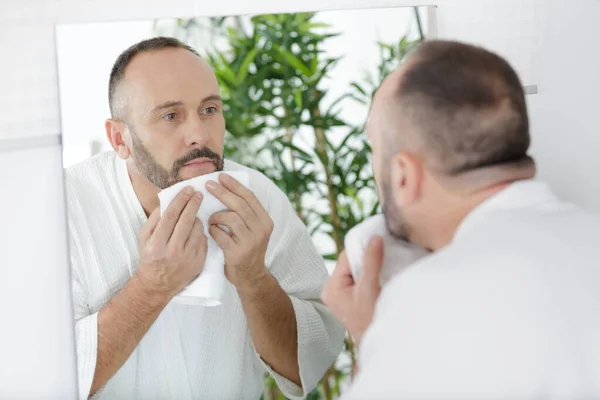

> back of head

[
  {"left": 391, "top": 40, "right": 532, "bottom": 183},
  {"left": 370, "top": 40, "right": 535, "bottom": 246}
]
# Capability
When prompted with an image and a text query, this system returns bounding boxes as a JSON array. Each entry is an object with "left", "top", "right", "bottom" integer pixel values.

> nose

[{"left": 183, "top": 116, "right": 210, "bottom": 148}]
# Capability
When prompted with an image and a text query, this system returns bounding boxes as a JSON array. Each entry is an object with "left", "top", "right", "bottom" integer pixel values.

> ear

[
  {"left": 105, "top": 119, "right": 131, "bottom": 159},
  {"left": 389, "top": 151, "right": 424, "bottom": 207}
]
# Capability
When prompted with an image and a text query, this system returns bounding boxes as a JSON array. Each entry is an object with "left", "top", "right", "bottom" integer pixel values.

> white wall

[
  {"left": 525, "top": 1, "right": 600, "bottom": 212},
  {"left": 0, "top": 145, "right": 77, "bottom": 398},
  {"left": 1, "top": 0, "right": 599, "bottom": 397},
  {"left": 433, "top": 0, "right": 600, "bottom": 212}
]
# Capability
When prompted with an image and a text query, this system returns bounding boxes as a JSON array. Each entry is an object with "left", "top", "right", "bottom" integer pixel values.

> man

[
  {"left": 66, "top": 37, "right": 344, "bottom": 399},
  {"left": 323, "top": 40, "right": 600, "bottom": 399}
]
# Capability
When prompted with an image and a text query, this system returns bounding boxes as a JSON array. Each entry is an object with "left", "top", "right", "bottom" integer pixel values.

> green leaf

[
  {"left": 306, "top": 22, "right": 331, "bottom": 29},
  {"left": 294, "top": 13, "right": 307, "bottom": 27},
  {"left": 275, "top": 138, "right": 314, "bottom": 161},
  {"left": 294, "top": 88, "right": 303, "bottom": 110},
  {"left": 324, "top": 114, "right": 347, "bottom": 127},
  {"left": 238, "top": 47, "right": 258, "bottom": 82},
  {"left": 351, "top": 82, "right": 367, "bottom": 96},
  {"left": 323, "top": 253, "right": 338, "bottom": 261},
  {"left": 348, "top": 94, "right": 368, "bottom": 105},
  {"left": 259, "top": 14, "right": 279, "bottom": 25},
  {"left": 335, "top": 128, "right": 360, "bottom": 153},
  {"left": 369, "top": 201, "right": 381, "bottom": 216},
  {"left": 309, "top": 220, "right": 325, "bottom": 236},
  {"left": 311, "top": 33, "right": 342, "bottom": 41},
  {"left": 325, "top": 93, "right": 352, "bottom": 116},
  {"left": 377, "top": 40, "right": 394, "bottom": 52},
  {"left": 275, "top": 46, "right": 312, "bottom": 76},
  {"left": 310, "top": 56, "right": 318, "bottom": 76}
]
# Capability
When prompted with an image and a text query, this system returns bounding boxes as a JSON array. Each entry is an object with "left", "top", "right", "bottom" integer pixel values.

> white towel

[
  {"left": 344, "top": 214, "right": 429, "bottom": 285},
  {"left": 158, "top": 171, "right": 250, "bottom": 306}
]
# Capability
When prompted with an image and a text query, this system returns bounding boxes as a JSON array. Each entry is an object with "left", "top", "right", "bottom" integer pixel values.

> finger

[
  {"left": 209, "top": 224, "right": 234, "bottom": 250},
  {"left": 320, "top": 281, "right": 334, "bottom": 307},
  {"left": 331, "top": 252, "right": 356, "bottom": 287},
  {"left": 218, "top": 173, "right": 268, "bottom": 221},
  {"left": 185, "top": 217, "right": 207, "bottom": 251},
  {"left": 206, "top": 179, "right": 257, "bottom": 230},
  {"left": 321, "top": 276, "right": 352, "bottom": 319},
  {"left": 332, "top": 252, "right": 353, "bottom": 278},
  {"left": 140, "top": 207, "right": 161, "bottom": 244},
  {"left": 153, "top": 186, "right": 195, "bottom": 244},
  {"left": 170, "top": 192, "right": 204, "bottom": 246},
  {"left": 209, "top": 211, "right": 249, "bottom": 243},
  {"left": 357, "top": 236, "right": 384, "bottom": 292}
]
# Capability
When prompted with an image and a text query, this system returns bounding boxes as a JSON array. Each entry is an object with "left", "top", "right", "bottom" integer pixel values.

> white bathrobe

[
  {"left": 344, "top": 179, "right": 600, "bottom": 399},
  {"left": 66, "top": 151, "right": 345, "bottom": 400}
]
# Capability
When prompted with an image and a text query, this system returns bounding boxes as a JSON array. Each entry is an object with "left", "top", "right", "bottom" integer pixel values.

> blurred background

[{"left": 56, "top": 6, "right": 428, "bottom": 399}]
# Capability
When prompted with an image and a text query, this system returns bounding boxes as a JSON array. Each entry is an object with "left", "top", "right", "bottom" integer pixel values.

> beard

[
  {"left": 130, "top": 129, "right": 224, "bottom": 189},
  {"left": 381, "top": 176, "right": 412, "bottom": 241}
]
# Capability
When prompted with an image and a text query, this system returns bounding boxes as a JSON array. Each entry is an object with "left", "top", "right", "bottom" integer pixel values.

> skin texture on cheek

[
  {"left": 128, "top": 124, "right": 224, "bottom": 190},
  {"left": 122, "top": 48, "right": 227, "bottom": 189},
  {"left": 129, "top": 127, "right": 177, "bottom": 189},
  {"left": 375, "top": 144, "right": 413, "bottom": 242}
]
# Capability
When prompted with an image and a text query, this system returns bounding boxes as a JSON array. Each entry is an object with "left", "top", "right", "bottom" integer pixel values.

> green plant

[{"left": 158, "top": 9, "right": 422, "bottom": 399}]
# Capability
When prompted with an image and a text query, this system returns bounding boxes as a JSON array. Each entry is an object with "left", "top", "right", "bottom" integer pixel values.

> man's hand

[
  {"left": 136, "top": 186, "right": 208, "bottom": 297},
  {"left": 90, "top": 187, "right": 207, "bottom": 396},
  {"left": 206, "top": 174, "right": 301, "bottom": 386},
  {"left": 321, "top": 237, "right": 384, "bottom": 347},
  {"left": 206, "top": 174, "right": 273, "bottom": 289}
]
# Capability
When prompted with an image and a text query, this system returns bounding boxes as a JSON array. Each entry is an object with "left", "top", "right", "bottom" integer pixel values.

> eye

[
  {"left": 203, "top": 106, "right": 218, "bottom": 115},
  {"left": 162, "top": 112, "right": 178, "bottom": 121}
]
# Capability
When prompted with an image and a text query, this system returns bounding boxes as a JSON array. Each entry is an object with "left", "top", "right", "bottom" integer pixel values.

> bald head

[
  {"left": 108, "top": 36, "right": 206, "bottom": 122},
  {"left": 370, "top": 40, "right": 532, "bottom": 184}
]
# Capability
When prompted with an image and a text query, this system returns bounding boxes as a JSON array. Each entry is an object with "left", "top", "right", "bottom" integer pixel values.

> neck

[
  {"left": 126, "top": 159, "right": 161, "bottom": 217},
  {"left": 417, "top": 159, "right": 536, "bottom": 251},
  {"left": 415, "top": 180, "right": 515, "bottom": 251}
]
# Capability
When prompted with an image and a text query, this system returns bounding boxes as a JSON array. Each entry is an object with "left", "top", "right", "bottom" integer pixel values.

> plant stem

[
  {"left": 283, "top": 110, "right": 306, "bottom": 224},
  {"left": 312, "top": 98, "right": 353, "bottom": 394},
  {"left": 345, "top": 337, "right": 356, "bottom": 371},
  {"left": 322, "top": 368, "right": 332, "bottom": 400},
  {"left": 312, "top": 105, "right": 344, "bottom": 255}
]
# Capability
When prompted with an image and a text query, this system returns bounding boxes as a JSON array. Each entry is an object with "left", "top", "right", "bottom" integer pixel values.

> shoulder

[
  {"left": 64, "top": 151, "right": 120, "bottom": 222},
  {"left": 375, "top": 241, "right": 510, "bottom": 322},
  {"left": 65, "top": 151, "right": 117, "bottom": 192}
]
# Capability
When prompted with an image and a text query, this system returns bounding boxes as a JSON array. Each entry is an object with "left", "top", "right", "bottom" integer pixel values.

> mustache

[{"left": 172, "top": 147, "right": 223, "bottom": 172}]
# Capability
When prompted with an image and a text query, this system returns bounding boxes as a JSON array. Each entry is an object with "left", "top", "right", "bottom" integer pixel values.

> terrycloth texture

[
  {"left": 66, "top": 151, "right": 345, "bottom": 400},
  {"left": 157, "top": 171, "right": 250, "bottom": 306},
  {"left": 344, "top": 214, "right": 428, "bottom": 284},
  {"left": 343, "top": 180, "right": 600, "bottom": 400}
]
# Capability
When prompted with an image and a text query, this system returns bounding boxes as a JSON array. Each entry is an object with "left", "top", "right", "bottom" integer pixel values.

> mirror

[{"left": 56, "top": 6, "right": 433, "bottom": 399}]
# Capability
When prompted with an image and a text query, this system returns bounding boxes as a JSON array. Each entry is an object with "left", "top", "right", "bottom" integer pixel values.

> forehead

[{"left": 122, "top": 48, "right": 220, "bottom": 108}]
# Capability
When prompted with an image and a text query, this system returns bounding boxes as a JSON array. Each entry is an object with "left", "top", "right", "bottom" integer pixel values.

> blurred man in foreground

[{"left": 323, "top": 40, "right": 600, "bottom": 399}]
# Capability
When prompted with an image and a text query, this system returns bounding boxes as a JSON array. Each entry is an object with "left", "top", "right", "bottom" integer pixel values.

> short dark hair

[
  {"left": 108, "top": 36, "right": 200, "bottom": 120},
  {"left": 394, "top": 40, "right": 530, "bottom": 176}
]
